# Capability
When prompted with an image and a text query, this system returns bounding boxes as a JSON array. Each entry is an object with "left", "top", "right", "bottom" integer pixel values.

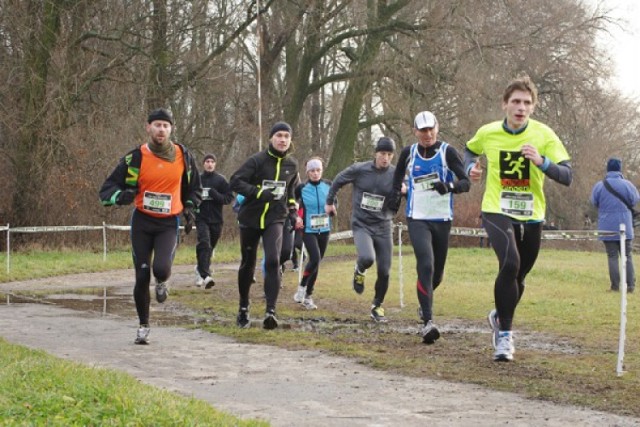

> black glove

[
  {"left": 288, "top": 210, "right": 299, "bottom": 227},
  {"left": 116, "top": 189, "right": 136, "bottom": 205},
  {"left": 183, "top": 207, "right": 196, "bottom": 234},
  {"left": 431, "top": 181, "right": 454, "bottom": 195},
  {"left": 258, "top": 189, "right": 276, "bottom": 202},
  {"left": 387, "top": 194, "right": 402, "bottom": 214}
]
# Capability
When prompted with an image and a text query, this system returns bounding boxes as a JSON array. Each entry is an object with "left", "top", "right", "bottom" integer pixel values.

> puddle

[{"left": 0, "top": 286, "right": 203, "bottom": 328}]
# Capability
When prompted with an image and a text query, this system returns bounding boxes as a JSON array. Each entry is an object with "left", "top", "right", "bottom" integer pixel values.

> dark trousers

[
  {"left": 300, "top": 232, "right": 330, "bottom": 295},
  {"left": 604, "top": 240, "right": 635, "bottom": 291},
  {"left": 407, "top": 219, "right": 451, "bottom": 323},
  {"left": 238, "top": 223, "right": 284, "bottom": 312},
  {"left": 130, "top": 210, "right": 179, "bottom": 325},
  {"left": 195, "top": 220, "right": 222, "bottom": 278},
  {"left": 482, "top": 213, "right": 542, "bottom": 331}
]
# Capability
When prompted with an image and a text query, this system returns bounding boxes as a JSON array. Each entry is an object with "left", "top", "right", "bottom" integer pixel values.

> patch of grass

[{"left": 0, "top": 338, "right": 267, "bottom": 426}]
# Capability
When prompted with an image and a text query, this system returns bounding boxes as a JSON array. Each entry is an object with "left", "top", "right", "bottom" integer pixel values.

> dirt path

[{"left": 1, "top": 268, "right": 639, "bottom": 427}]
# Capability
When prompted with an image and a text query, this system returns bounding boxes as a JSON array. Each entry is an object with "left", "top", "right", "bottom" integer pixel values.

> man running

[
  {"left": 194, "top": 153, "right": 234, "bottom": 288},
  {"left": 390, "top": 111, "right": 470, "bottom": 344},
  {"left": 325, "top": 137, "right": 400, "bottom": 323},
  {"left": 230, "top": 121, "right": 300, "bottom": 330},
  {"left": 464, "top": 76, "right": 572, "bottom": 361},
  {"left": 99, "top": 108, "right": 202, "bottom": 344}
]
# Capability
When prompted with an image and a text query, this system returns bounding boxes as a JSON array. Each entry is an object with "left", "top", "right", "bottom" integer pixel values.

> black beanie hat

[
  {"left": 375, "top": 137, "right": 396, "bottom": 152},
  {"left": 203, "top": 153, "right": 217, "bottom": 163},
  {"left": 147, "top": 108, "right": 174, "bottom": 125},
  {"left": 269, "top": 121, "right": 292, "bottom": 138}
]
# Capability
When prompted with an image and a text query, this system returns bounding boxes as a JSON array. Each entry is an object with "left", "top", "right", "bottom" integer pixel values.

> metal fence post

[
  {"left": 398, "top": 222, "right": 404, "bottom": 308},
  {"left": 6, "top": 223, "right": 10, "bottom": 273},
  {"left": 102, "top": 222, "right": 107, "bottom": 262}
]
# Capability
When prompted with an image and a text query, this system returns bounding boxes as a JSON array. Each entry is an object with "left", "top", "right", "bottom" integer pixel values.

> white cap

[{"left": 414, "top": 111, "right": 437, "bottom": 129}]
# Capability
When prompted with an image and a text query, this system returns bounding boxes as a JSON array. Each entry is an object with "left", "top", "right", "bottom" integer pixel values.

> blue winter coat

[{"left": 591, "top": 171, "right": 640, "bottom": 240}]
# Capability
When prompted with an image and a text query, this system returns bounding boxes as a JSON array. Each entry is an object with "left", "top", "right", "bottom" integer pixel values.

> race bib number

[
  {"left": 500, "top": 191, "right": 534, "bottom": 217},
  {"left": 143, "top": 191, "right": 172, "bottom": 214},
  {"left": 310, "top": 213, "right": 330, "bottom": 229},
  {"left": 361, "top": 192, "right": 385, "bottom": 212},
  {"left": 413, "top": 173, "right": 439, "bottom": 192},
  {"left": 262, "top": 180, "right": 286, "bottom": 200},
  {"left": 202, "top": 187, "right": 211, "bottom": 200}
]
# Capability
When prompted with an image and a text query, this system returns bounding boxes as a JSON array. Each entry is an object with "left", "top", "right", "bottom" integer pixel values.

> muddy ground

[{"left": 1, "top": 266, "right": 639, "bottom": 427}]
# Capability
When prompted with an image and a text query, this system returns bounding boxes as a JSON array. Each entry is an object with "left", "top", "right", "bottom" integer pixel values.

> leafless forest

[{"left": 0, "top": 0, "right": 637, "bottom": 247}]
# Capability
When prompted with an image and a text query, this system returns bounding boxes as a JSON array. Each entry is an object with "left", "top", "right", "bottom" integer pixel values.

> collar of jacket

[{"left": 268, "top": 143, "right": 289, "bottom": 158}]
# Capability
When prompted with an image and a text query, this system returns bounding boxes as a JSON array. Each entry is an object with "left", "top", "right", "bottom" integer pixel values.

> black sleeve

[
  {"left": 208, "top": 175, "right": 234, "bottom": 205},
  {"left": 542, "top": 159, "right": 572, "bottom": 187},
  {"left": 185, "top": 151, "right": 203, "bottom": 208},
  {"left": 294, "top": 183, "right": 303, "bottom": 201},
  {"left": 445, "top": 146, "right": 471, "bottom": 194},
  {"left": 98, "top": 156, "right": 129, "bottom": 206},
  {"left": 230, "top": 157, "right": 260, "bottom": 199},
  {"left": 392, "top": 146, "right": 411, "bottom": 196}
]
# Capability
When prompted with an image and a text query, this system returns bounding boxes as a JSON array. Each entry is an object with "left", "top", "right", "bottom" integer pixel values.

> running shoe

[
  {"left": 487, "top": 309, "right": 499, "bottom": 349},
  {"left": 370, "top": 305, "right": 387, "bottom": 323},
  {"left": 494, "top": 331, "right": 514, "bottom": 362},
  {"left": 263, "top": 310, "right": 279, "bottom": 330},
  {"left": 155, "top": 281, "right": 168, "bottom": 303},
  {"left": 203, "top": 276, "right": 215, "bottom": 289},
  {"left": 302, "top": 297, "right": 317, "bottom": 310},
  {"left": 134, "top": 326, "right": 150, "bottom": 345},
  {"left": 421, "top": 320, "right": 440, "bottom": 344},
  {"left": 236, "top": 307, "right": 250, "bottom": 328},
  {"left": 293, "top": 285, "right": 306, "bottom": 303},
  {"left": 195, "top": 266, "right": 204, "bottom": 287},
  {"left": 353, "top": 266, "right": 366, "bottom": 294}
]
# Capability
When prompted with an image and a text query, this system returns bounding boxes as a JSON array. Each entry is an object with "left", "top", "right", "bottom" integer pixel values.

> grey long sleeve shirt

[{"left": 326, "top": 160, "right": 396, "bottom": 235}]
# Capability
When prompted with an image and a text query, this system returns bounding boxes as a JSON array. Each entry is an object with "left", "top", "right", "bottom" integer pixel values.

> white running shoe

[
  {"left": 293, "top": 285, "right": 306, "bottom": 303},
  {"left": 135, "top": 326, "right": 150, "bottom": 345},
  {"left": 302, "top": 297, "right": 317, "bottom": 310},
  {"left": 203, "top": 276, "right": 215, "bottom": 289},
  {"left": 494, "top": 331, "right": 514, "bottom": 362},
  {"left": 195, "top": 266, "right": 204, "bottom": 287}
]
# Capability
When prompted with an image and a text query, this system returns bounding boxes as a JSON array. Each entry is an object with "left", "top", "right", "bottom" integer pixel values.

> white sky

[{"left": 596, "top": 0, "right": 640, "bottom": 97}]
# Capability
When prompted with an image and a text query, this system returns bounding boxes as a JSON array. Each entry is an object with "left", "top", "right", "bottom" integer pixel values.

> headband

[{"left": 306, "top": 159, "right": 323, "bottom": 172}]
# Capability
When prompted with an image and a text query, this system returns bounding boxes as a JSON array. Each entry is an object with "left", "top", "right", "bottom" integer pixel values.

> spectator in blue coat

[{"left": 591, "top": 157, "right": 640, "bottom": 293}]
